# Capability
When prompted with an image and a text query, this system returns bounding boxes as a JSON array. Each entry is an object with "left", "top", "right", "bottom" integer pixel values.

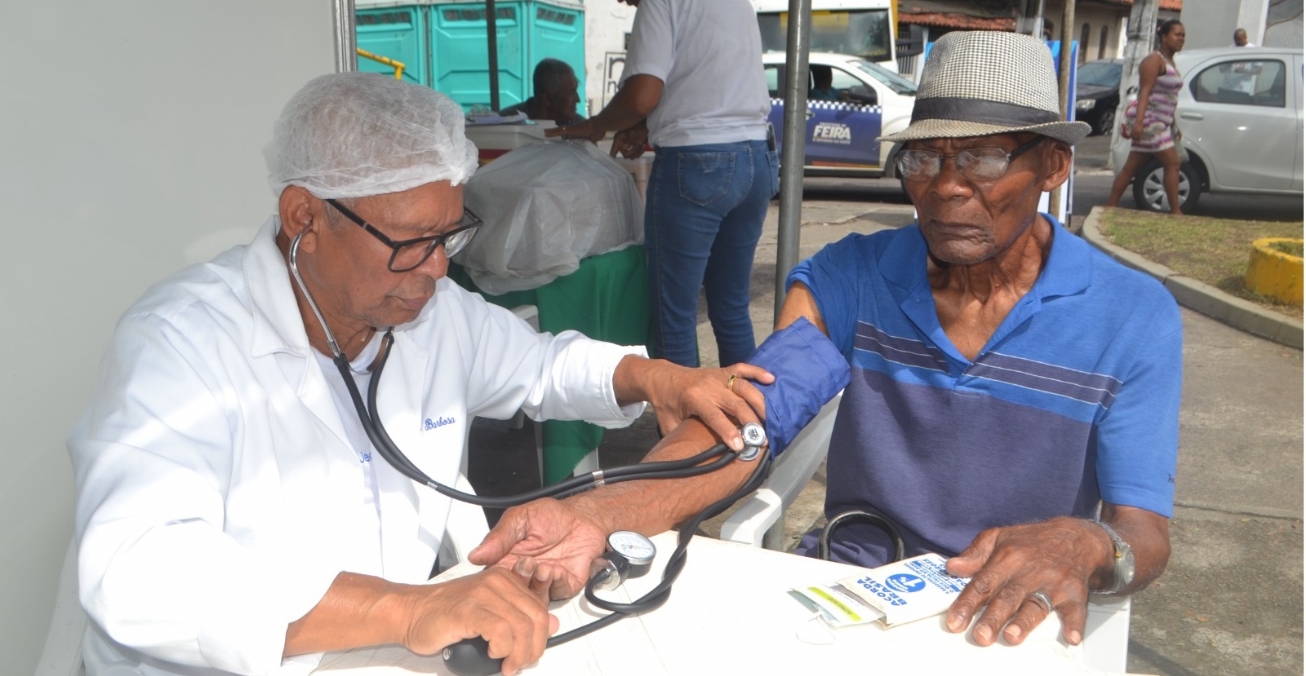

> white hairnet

[{"left": 264, "top": 72, "right": 479, "bottom": 199}]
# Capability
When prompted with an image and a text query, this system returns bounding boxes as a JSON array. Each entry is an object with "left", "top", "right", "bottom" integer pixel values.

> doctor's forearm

[{"left": 284, "top": 572, "right": 410, "bottom": 657}]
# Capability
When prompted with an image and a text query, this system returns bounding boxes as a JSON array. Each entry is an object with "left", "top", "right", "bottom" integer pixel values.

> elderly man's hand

[
  {"left": 468, "top": 498, "right": 609, "bottom": 601},
  {"left": 941, "top": 517, "right": 1114, "bottom": 647},
  {"left": 614, "top": 356, "right": 773, "bottom": 451}
]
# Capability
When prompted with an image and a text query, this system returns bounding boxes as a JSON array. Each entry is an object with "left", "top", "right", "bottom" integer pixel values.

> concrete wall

[
  {"left": 0, "top": 3, "right": 334, "bottom": 673},
  {"left": 1045, "top": 3, "right": 1130, "bottom": 63},
  {"left": 583, "top": 1, "right": 638, "bottom": 115},
  {"left": 1183, "top": 0, "right": 1258, "bottom": 48}
]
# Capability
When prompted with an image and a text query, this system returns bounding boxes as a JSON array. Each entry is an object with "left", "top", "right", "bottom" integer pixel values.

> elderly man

[
  {"left": 476, "top": 31, "right": 1180, "bottom": 651},
  {"left": 68, "top": 72, "right": 770, "bottom": 676},
  {"left": 497, "top": 58, "right": 589, "bottom": 129}
]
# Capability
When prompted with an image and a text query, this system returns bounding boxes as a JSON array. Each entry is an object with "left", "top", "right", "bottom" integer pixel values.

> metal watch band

[{"left": 1089, "top": 520, "right": 1134, "bottom": 595}]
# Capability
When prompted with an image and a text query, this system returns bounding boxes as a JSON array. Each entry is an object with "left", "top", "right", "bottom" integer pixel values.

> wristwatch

[{"left": 1089, "top": 520, "right": 1136, "bottom": 595}]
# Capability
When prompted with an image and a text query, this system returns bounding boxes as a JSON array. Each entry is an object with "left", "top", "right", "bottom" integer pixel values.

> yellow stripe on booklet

[{"left": 790, "top": 553, "right": 970, "bottom": 630}]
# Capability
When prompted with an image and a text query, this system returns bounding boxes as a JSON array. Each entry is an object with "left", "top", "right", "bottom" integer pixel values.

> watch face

[
  {"left": 607, "top": 531, "right": 656, "bottom": 565},
  {"left": 1120, "top": 548, "right": 1136, "bottom": 586}
]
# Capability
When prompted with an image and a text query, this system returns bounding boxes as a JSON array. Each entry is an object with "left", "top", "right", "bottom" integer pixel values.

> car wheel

[
  {"left": 1132, "top": 158, "right": 1201, "bottom": 213},
  {"left": 1096, "top": 107, "right": 1115, "bottom": 136}
]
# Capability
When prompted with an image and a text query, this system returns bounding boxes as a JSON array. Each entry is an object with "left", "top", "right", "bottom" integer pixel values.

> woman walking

[{"left": 1106, "top": 19, "right": 1186, "bottom": 214}]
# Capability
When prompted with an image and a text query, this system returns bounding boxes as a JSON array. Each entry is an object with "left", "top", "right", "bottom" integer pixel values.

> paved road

[{"left": 467, "top": 146, "right": 1303, "bottom": 675}]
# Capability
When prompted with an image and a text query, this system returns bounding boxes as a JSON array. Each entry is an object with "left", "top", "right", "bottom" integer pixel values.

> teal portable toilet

[
  {"left": 430, "top": 2, "right": 529, "bottom": 111},
  {"left": 353, "top": 0, "right": 586, "bottom": 114},
  {"left": 527, "top": 1, "right": 586, "bottom": 115},
  {"left": 355, "top": 5, "right": 428, "bottom": 86}
]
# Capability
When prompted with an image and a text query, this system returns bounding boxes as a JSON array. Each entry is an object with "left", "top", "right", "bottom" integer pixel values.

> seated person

[
  {"left": 68, "top": 72, "right": 771, "bottom": 676},
  {"left": 809, "top": 64, "right": 840, "bottom": 101},
  {"left": 476, "top": 31, "right": 1179, "bottom": 652},
  {"left": 499, "top": 58, "right": 589, "bottom": 127}
]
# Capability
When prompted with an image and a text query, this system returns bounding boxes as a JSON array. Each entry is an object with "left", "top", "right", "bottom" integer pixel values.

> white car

[
  {"left": 1122, "top": 46, "right": 1303, "bottom": 212},
  {"left": 762, "top": 51, "right": 916, "bottom": 177}
]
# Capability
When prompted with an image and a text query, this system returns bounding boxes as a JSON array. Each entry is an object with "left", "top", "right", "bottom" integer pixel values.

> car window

[
  {"left": 1078, "top": 61, "right": 1121, "bottom": 87},
  {"left": 764, "top": 64, "right": 781, "bottom": 98},
  {"left": 1192, "top": 59, "right": 1287, "bottom": 107},
  {"left": 852, "top": 60, "right": 918, "bottom": 95},
  {"left": 829, "top": 66, "right": 876, "bottom": 105}
]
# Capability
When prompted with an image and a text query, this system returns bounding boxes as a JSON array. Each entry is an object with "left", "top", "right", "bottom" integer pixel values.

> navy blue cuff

[{"left": 747, "top": 317, "right": 850, "bottom": 456}]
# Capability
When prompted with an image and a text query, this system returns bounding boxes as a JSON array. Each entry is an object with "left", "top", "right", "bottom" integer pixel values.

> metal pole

[
  {"left": 1050, "top": 0, "right": 1075, "bottom": 222},
  {"left": 487, "top": 0, "right": 501, "bottom": 111},
  {"left": 773, "top": 0, "right": 811, "bottom": 319},
  {"left": 333, "top": 0, "right": 358, "bottom": 73}
]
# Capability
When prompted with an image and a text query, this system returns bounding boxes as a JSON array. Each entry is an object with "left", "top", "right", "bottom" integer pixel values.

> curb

[{"left": 1081, "top": 207, "right": 1303, "bottom": 350}]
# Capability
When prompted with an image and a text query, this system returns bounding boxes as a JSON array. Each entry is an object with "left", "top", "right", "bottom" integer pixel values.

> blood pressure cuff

[{"left": 747, "top": 317, "right": 850, "bottom": 456}]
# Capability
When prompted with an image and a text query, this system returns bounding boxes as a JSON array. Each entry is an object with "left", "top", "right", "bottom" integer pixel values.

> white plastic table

[{"left": 315, "top": 532, "right": 1131, "bottom": 676}]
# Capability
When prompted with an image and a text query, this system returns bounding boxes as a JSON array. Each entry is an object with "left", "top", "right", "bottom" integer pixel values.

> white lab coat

[{"left": 68, "top": 218, "right": 645, "bottom": 675}]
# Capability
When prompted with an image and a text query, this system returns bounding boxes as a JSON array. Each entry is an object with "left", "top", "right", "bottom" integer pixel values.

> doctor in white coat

[{"left": 68, "top": 73, "right": 771, "bottom": 676}]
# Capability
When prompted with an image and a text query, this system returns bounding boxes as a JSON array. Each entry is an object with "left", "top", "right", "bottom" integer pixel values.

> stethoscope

[{"left": 288, "top": 231, "right": 772, "bottom": 675}]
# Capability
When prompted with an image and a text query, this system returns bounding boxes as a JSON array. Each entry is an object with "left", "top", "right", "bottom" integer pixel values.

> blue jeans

[{"left": 645, "top": 140, "right": 779, "bottom": 367}]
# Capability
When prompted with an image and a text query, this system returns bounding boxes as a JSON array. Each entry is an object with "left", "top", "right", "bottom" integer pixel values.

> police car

[{"left": 762, "top": 52, "right": 916, "bottom": 177}]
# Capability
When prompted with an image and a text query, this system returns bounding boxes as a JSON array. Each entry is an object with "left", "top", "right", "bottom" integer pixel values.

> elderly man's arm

[
  {"left": 942, "top": 506, "right": 1169, "bottom": 647},
  {"left": 945, "top": 295, "right": 1182, "bottom": 647},
  {"left": 469, "top": 283, "right": 833, "bottom": 598},
  {"left": 469, "top": 413, "right": 766, "bottom": 600}
]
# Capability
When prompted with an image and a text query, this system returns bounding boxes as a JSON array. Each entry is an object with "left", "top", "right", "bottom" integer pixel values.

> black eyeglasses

[
  {"left": 325, "top": 199, "right": 482, "bottom": 272},
  {"left": 896, "top": 136, "right": 1045, "bottom": 183}
]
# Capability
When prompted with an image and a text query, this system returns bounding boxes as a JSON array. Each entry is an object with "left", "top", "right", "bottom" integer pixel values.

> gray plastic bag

[{"left": 456, "top": 140, "right": 644, "bottom": 294}]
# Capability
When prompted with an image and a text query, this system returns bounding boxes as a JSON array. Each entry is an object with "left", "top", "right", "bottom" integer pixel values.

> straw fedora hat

[{"left": 879, "top": 31, "right": 1091, "bottom": 146}]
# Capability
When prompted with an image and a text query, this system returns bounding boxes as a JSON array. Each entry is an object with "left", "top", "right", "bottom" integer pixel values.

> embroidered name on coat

[{"left": 423, "top": 416, "right": 456, "bottom": 431}]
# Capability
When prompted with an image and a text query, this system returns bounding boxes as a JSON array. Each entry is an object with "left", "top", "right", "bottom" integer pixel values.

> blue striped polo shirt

[{"left": 788, "top": 217, "right": 1182, "bottom": 568}]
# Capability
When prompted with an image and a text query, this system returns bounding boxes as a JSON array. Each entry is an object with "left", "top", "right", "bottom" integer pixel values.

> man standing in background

[{"left": 549, "top": 0, "right": 779, "bottom": 373}]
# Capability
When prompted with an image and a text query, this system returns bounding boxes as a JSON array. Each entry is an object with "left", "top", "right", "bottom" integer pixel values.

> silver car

[{"left": 1121, "top": 46, "right": 1303, "bottom": 212}]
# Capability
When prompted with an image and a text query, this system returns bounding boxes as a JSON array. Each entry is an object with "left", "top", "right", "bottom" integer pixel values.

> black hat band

[{"left": 911, "top": 97, "right": 1062, "bottom": 127}]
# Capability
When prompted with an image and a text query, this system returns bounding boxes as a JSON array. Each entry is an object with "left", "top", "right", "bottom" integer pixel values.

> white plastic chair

[
  {"left": 716, "top": 391, "right": 1132, "bottom": 673},
  {"left": 719, "top": 391, "right": 842, "bottom": 551}
]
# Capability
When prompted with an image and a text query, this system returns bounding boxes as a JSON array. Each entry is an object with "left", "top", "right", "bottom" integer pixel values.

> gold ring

[{"left": 726, "top": 374, "right": 737, "bottom": 391}]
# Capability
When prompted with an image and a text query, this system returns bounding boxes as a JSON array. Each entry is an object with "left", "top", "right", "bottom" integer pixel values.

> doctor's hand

[
  {"left": 404, "top": 568, "right": 557, "bottom": 676},
  {"left": 469, "top": 498, "right": 608, "bottom": 601},
  {"left": 941, "top": 516, "right": 1114, "bottom": 648},
  {"left": 614, "top": 356, "right": 773, "bottom": 451}
]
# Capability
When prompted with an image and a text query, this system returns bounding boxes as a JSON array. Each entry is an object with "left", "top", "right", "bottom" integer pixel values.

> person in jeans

[{"left": 549, "top": 0, "right": 779, "bottom": 371}]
